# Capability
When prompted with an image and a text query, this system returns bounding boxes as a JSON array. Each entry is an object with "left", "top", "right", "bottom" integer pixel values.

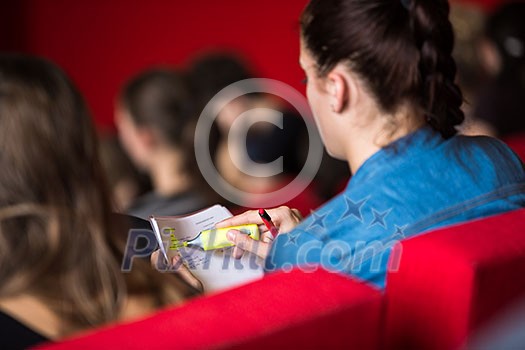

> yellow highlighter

[{"left": 169, "top": 224, "right": 260, "bottom": 251}]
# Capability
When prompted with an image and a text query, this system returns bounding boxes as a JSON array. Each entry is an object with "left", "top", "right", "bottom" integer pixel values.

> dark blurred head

[
  {"left": 188, "top": 53, "right": 254, "bottom": 110},
  {"left": 188, "top": 53, "right": 262, "bottom": 168},
  {"left": 246, "top": 112, "right": 308, "bottom": 175},
  {"left": 484, "top": 2, "right": 525, "bottom": 75},
  {"left": 119, "top": 69, "right": 194, "bottom": 147},
  {"left": 117, "top": 69, "right": 196, "bottom": 170},
  {"left": 0, "top": 53, "right": 122, "bottom": 329},
  {"left": 300, "top": 0, "right": 464, "bottom": 139}
]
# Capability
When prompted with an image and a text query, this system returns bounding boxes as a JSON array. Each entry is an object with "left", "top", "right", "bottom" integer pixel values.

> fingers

[
  {"left": 216, "top": 210, "right": 264, "bottom": 228},
  {"left": 261, "top": 230, "right": 274, "bottom": 243},
  {"left": 151, "top": 250, "right": 160, "bottom": 268},
  {"left": 216, "top": 207, "right": 303, "bottom": 234},
  {"left": 291, "top": 208, "right": 303, "bottom": 220},
  {"left": 232, "top": 245, "right": 245, "bottom": 259},
  {"left": 152, "top": 252, "right": 203, "bottom": 292},
  {"left": 151, "top": 250, "right": 170, "bottom": 270},
  {"left": 258, "top": 224, "right": 268, "bottom": 234},
  {"left": 170, "top": 255, "right": 184, "bottom": 270},
  {"left": 170, "top": 255, "right": 203, "bottom": 292},
  {"left": 268, "top": 206, "right": 302, "bottom": 233},
  {"left": 227, "top": 229, "right": 270, "bottom": 259}
]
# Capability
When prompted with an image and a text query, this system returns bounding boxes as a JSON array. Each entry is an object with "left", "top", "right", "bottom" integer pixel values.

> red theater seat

[
  {"left": 36, "top": 269, "right": 383, "bottom": 350},
  {"left": 34, "top": 210, "right": 525, "bottom": 349},
  {"left": 504, "top": 133, "right": 525, "bottom": 162},
  {"left": 384, "top": 209, "right": 525, "bottom": 350}
]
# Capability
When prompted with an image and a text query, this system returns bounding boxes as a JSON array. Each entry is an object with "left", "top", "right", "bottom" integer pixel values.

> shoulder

[
  {"left": 447, "top": 135, "right": 524, "bottom": 174},
  {"left": 290, "top": 190, "right": 377, "bottom": 242},
  {"left": 451, "top": 134, "right": 511, "bottom": 151}
]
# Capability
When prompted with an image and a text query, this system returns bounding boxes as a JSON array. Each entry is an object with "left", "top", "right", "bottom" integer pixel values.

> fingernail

[{"left": 227, "top": 230, "right": 235, "bottom": 241}]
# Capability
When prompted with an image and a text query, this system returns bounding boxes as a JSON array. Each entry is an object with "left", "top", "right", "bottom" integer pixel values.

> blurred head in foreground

[
  {"left": 0, "top": 54, "right": 197, "bottom": 339},
  {"left": 0, "top": 54, "right": 122, "bottom": 332}
]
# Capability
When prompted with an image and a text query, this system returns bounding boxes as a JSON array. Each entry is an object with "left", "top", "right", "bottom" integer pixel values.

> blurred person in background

[
  {"left": 116, "top": 69, "right": 215, "bottom": 219},
  {"left": 0, "top": 54, "right": 201, "bottom": 349},
  {"left": 469, "top": 2, "right": 525, "bottom": 137},
  {"left": 188, "top": 53, "right": 324, "bottom": 215},
  {"left": 98, "top": 134, "right": 151, "bottom": 211},
  {"left": 230, "top": 108, "right": 324, "bottom": 214}
]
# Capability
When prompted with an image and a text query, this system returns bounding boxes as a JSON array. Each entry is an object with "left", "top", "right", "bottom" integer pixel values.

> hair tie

[{"left": 401, "top": 0, "right": 411, "bottom": 10}]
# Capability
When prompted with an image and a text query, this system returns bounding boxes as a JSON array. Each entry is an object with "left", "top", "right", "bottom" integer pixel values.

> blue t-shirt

[{"left": 264, "top": 126, "right": 525, "bottom": 288}]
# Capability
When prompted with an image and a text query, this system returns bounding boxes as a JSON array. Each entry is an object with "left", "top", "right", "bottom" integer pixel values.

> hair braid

[{"left": 409, "top": 0, "right": 465, "bottom": 138}]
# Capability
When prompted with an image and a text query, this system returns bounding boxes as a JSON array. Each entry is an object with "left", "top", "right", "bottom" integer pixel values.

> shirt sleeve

[{"left": 264, "top": 228, "right": 324, "bottom": 273}]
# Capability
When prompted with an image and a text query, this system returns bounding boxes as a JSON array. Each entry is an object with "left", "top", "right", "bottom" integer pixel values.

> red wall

[
  {"left": 0, "top": 0, "right": 508, "bottom": 131},
  {"left": 1, "top": 0, "right": 308, "bottom": 131}
]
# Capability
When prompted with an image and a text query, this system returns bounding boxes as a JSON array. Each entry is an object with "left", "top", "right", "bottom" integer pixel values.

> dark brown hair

[
  {"left": 0, "top": 54, "right": 123, "bottom": 330},
  {"left": 0, "top": 55, "right": 197, "bottom": 335},
  {"left": 300, "top": 0, "right": 464, "bottom": 138},
  {"left": 120, "top": 69, "right": 195, "bottom": 149},
  {"left": 188, "top": 53, "right": 254, "bottom": 111},
  {"left": 485, "top": 2, "right": 525, "bottom": 77}
]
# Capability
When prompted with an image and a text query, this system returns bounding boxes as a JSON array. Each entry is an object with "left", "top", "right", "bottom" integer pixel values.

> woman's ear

[
  {"left": 137, "top": 126, "right": 158, "bottom": 151},
  {"left": 325, "top": 64, "right": 357, "bottom": 114}
]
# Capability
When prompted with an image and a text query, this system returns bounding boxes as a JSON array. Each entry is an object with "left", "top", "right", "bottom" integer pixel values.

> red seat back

[
  {"left": 385, "top": 209, "right": 525, "bottom": 350},
  {"left": 504, "top": 133, "right": 525, "bottom": 162},
  {"left": 36, "top": 269, "right": 383, "bottom": 350}
]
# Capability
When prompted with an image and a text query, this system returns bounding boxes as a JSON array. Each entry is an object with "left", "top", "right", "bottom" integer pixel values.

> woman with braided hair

[{"left": 213, "top": 0, "right": 525, "bottom": 288}]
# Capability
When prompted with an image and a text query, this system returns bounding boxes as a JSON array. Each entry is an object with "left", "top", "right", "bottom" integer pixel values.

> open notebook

[{"left": 149, "top": 205, "right": 263, "bottom": 292}]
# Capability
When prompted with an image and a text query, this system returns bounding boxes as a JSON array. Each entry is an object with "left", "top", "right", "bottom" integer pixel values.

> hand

[
  {"left": 217, "top": 206, "right": 303, "bottom": 235},
  {"left": 226, "top": 229, "right": 272, "bottom": 259},
  {"left": 150, "top": 250, "right": 203, "bottom": 292},
  {"left": 217, "top": 206, "right": 303, "bottom": 259}
]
